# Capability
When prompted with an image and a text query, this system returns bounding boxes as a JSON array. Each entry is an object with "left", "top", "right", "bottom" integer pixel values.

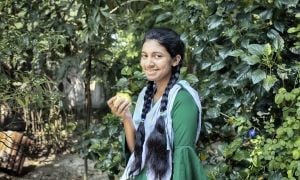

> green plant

[
  {"left": 105, "top": 0, "right": 300, "bottom": 178},
  {"left": 213, "top": 87, "right": 300, "bottom": 179},
  {"left": 77, "top": 114, "right": 124, "bottom": 179},
  {"left": 252, "top": 87, "right": 300, "bottom": 179}
]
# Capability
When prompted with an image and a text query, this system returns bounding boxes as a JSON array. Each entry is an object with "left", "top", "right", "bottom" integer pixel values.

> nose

[{"left": 145, "top": 58, "right": 155, "bottom": 67}]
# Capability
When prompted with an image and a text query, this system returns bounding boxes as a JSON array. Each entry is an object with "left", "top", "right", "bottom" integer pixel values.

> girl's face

[{"left": 140, "top": 40, "right": 179, "bottom": 86}]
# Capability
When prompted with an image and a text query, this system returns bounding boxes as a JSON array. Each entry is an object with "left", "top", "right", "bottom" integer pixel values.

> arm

[
  {"left": 107, "top": 96, "right": 135, "bottom": 152},
  {"left": 122, "top": 117, "right": 135, "bottom": 152},
  {"left": 172, "top": 89, "right": 198, "bottom": 147},
  {"left": 171, "top": 90, "right": 207, "bottom": 180}
]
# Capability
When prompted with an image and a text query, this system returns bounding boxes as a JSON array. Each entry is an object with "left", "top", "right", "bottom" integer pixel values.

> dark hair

[{"left": 130, "top": 28, "right": 185, "bottom": 179}]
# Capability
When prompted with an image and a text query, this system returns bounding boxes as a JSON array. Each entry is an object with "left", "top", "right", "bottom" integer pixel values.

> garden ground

[{"left": 0, "top": 153, "right": 109, "bottom": 180}]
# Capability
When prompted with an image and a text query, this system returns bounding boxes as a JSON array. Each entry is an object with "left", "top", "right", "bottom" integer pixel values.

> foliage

[
  {"left": 1, "top": 0, "right": 300, "bottom": 178},
  {"left": 77, "top": 114, "right": 124, "bottom": 179},
  {"left": 0, "top": 0, "right": 131, "bottom": 150},
  {"left": 97, "top": 0, "right": 300, "bottom": 179},
  {"left": 256, "top": 87, "right": 300, "bottom": 179},
  {"left": 216, "top": 87, "right": 300, "bottom": 179}
]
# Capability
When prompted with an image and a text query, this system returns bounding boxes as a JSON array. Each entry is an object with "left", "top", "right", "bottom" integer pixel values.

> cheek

[{"left": 140, "top": 61, "right": 144, "bottom": 68}]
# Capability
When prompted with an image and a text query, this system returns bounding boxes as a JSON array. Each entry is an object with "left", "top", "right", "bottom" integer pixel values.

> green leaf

[
  {"left": 229, "top": 49, "right": 245, "bottom": 57},
  {"left": 207, "top": 15, "right": 222, "bottom": 30},
  {"left": 16, "top": 98, "right": 25, "bottom": 107},
  {"left": 201, "top": 62, "right": 211, "bottom": 70},
  {"left": 204, "top": 122, "right": 213, "bottom": 134},
  {"left": 247, "top": 44, "right": 264, "bottom": 55},
  {"left": 275, "top": 94, "right": 284, "bottom": 105},
  {"left": 284, "top": 92, "right": 296, "bottom": 101},
  {"left": 252, "top": 155, "right": 260, "bottom": 167},
  {"left": 233, "top": 149, "right": 250, "bottom": 161},
  {"left": 242, "top": 55, "right": 260, "bottom": 65},
  {"left": 185, "top": 74, "right": 199, "bottom": 85},
  {"left": 263, "top": 43, "right": 272, "bottom": 56},
  {"left": 206, "top": 107, "right": 220, "bottom": 118},
  {"left": 121, "top": 66, "right": 132, "bottom": 76},
  {"left": 282, "top": 0, "right": 299, "bottom": 8},
  {"left": 193, "top": 46, "right": 205, "bottom": 55},
  {"left": 263, "top": 75, "right": 278, "bottom": 91},
  {"left": 223, "top": 138, "right": 243, "bottom": 157},
  {"left": 291, "top": 88, "right": 300, "bottom": 95},
  {"left": 155, "top": 12, "right": 172, "bottom": 23},
  {"left": 251, "top": 69, "right": 266, "bottom": 84},
  {"left": 217, "top": 142, "right": 228, "bottom": 156},
  {"left": 213, "top": 94, "right": 230, "bottom": 104},
  {"left": 287, "top": 27, "right": 300, "bottom": 33},
  {"left": 219, "top": 48, "right": 231, "bottom": 60},
  {"left": 210, "top": 60, "right": 225, "bottom": 71},
  {"left": 267, "top": 29, "right": 285, "bottom": 51},
  {"left": 274, "top": 21, "right": 285, "bottom": 33},
  {"left": 287, "top": 128, "right": 294, "bottom": 137},
  {"left": 14, "top": 22, "right": 23, "bottom": 29}
]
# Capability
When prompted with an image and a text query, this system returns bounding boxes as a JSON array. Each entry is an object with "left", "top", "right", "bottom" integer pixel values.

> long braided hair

[{"left": 129, "top": 28, "right": 185, "bottom": 179}]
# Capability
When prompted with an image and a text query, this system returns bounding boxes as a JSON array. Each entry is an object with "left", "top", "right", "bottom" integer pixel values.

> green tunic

[{"left": 123, "top": 89, "right": 207, "bottom": 180}]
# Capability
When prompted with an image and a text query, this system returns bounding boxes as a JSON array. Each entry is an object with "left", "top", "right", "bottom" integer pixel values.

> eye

[
  {"left": 154, "top": 54, "right": 162, "bottom": 59},
  {"left": 141, "top": 54, "right": 148, "bottom": 59}
]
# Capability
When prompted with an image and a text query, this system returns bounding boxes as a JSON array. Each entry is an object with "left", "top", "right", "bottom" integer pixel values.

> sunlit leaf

[
  {"left": 267, "top": 29, "right": 285, "bottom": 51},
  {"left": 251, "top": 69, "right": 266, "bottom": 84},
  {"left": 207, "top": 15, "right": 222, "bottom": 30},
  {"left": 242, "top": 55, "right": 260, "bottom": 65},
  {"left": 263, "top": 75, "right": 278, "bottom": 91},
  {"left": 247, "top": 44, "right": 264, "bottom": 55},
  {"left": 229, "top": 49, "right": 245, "bottom": 57},
  {"left": 206, "top": 107, "right": 220, "bottom": 118},
  {"left": 210, "top": 60, "right": 225, "bottom": 71},
  {"left": 185, "top": 74, "right": 199, "bottom": 85},
  {"left": 14, "top": 22, "right": 23, "bottom": 29},
  {"left": 155, "top": 12, "right": 172, "bottom": 23}
]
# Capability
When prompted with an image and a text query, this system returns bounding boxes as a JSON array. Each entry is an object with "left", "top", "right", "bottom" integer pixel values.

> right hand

[{"left": 107, "top": 95, "right": 132, "bottom": 121}]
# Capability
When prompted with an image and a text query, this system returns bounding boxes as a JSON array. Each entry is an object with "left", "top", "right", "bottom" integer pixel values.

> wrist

[{"left": 121, "top": 117, "right": 131, "bottom": 123}]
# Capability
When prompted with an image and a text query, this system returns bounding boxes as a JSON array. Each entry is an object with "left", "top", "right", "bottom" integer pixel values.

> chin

[
  {"left": 146, "top": 77, "right": 156, "bottom": 81},
  {"left": 145, "top": 76, "right": 158, "bottom": 81}
]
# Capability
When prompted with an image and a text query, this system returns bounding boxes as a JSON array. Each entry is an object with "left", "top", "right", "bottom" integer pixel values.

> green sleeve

[{"left": 171, "top": 89, "right": 207, "bottom": 180}]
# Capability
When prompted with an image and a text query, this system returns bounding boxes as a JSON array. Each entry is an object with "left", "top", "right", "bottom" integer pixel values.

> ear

[{"left": 172, "top": 55, "right": 181, "bottom": 67}]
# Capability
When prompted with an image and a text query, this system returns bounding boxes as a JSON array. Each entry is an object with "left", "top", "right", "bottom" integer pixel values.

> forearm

[{"left": 123, "top": 118, "right": 136, "bottom": 153}]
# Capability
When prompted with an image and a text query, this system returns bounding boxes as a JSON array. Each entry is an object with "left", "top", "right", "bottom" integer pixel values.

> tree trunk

[{"left": 83, "top": 49, "right": 92, "bottom": 180}]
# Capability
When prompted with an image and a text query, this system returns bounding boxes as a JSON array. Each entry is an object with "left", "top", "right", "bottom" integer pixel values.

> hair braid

[
  {"left": 129, "top": 81, "right": 154, "bottom": 176},
  {"left": 146, "top": 66, "right": 180, "bottom": 179}
]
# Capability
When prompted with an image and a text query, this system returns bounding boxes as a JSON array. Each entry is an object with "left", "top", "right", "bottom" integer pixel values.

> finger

[
  {"left": 116, "top": 99, "right": 127, "bottom": 114},
  {"left": 116, "top": 100, "right": 130, "bottom": 114},
  {"left": 123, "top": 103, "right": 132, "bottom": 112},
  {"left": 107, "top": 96, "right": 117, "bottom": 107}
]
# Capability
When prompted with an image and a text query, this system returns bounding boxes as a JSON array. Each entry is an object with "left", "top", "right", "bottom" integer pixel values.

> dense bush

[
  {"left": 1, "top": 0, "right": 299, "bottom": 179},
  {"left": 88, "top": 0, "right": 300, "bottom": 179},
  {"left": 78, "top": 114, "right": 125, "bottom": 179}
]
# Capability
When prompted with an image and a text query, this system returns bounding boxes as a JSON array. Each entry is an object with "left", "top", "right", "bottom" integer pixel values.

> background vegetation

[{"left": 1, "top": 0, "right": 299, "bottom": 179}]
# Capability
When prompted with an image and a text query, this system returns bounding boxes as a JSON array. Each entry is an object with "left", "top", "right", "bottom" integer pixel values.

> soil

[{"left": 0, "top": 153, "right": 109, "bottom": 180}]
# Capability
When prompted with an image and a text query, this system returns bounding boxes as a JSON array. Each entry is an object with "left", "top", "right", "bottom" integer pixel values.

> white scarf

[{"left": 121, "top": 80, "right": 202, "bottom": 180}]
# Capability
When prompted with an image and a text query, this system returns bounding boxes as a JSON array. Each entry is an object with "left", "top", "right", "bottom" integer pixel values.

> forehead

[{"left": 142, "top": 39, "right": 168, "bottom": 53}]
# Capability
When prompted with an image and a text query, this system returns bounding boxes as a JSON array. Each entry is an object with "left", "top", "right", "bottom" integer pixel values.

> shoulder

[
  {"left": 174, "top": 89, "right": 196, "bottom": 106},
  {"left": 171, "top": 88, "right": 197, "bottom": 114}
]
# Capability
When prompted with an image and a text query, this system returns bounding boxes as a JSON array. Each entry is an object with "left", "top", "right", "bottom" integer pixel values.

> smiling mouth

[{"left": 146, "top": 70, "right": 158, "bottom": 74}]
